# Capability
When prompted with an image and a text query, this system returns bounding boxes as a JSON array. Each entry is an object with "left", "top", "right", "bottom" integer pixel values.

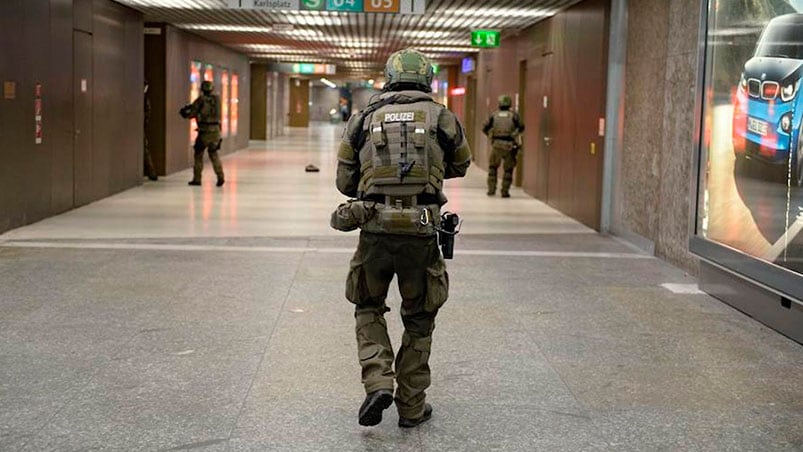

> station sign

[
  {"left": 471, "top": 30, "right": 501, "bottom": 48},
  {"left": 228, "top": 0, "right": 423, "bottom": 14},
  {"left": 267, "top": 62, "right": 337, "bottom": 75}
]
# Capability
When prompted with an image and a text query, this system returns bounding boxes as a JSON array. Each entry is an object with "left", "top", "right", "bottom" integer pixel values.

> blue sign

[{"left": 461, "top": 57, "right": 475, "bottom": 74}]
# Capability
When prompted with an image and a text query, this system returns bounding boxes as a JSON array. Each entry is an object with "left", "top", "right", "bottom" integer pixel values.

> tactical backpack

[
  {"left": 355, "top": 92, "right": 447, "bottom": 235},
  {"left": 490, "top": 110, "right": 517, "bottom": 139}
]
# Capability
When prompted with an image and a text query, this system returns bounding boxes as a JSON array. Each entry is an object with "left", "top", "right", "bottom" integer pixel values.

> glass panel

[
  {"left": 231, "top": 74, "right": 239, "bottom": 136},
  {"left": 699, "top": 1, "right": 803, "bottom": 274},
  {"left": 221, "top": 70, "right": 229, "bottom": 138}
]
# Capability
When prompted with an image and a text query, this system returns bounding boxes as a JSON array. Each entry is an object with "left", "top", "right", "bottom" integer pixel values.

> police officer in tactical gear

[
  {"left": 143, "top": 80, "right": 158, "bottom": 181},
  {"left": 482, "top": 95, "right": 524, "bottom": 197},
  {"left": 334, "top": 48, "right": 471, "bottom": 428},
  {"left": 180, "top": 80, "right": 225, "bottom": 187}
]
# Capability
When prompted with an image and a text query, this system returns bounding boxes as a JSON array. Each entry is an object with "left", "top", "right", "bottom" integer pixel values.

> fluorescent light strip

[{"left": 320, "top": 78, "right": 337, "bottom": 88}]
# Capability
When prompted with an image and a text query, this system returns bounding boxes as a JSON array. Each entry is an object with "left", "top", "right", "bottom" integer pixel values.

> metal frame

[{"left": 689, "top": 0, "right": 803, "bottom": 305}]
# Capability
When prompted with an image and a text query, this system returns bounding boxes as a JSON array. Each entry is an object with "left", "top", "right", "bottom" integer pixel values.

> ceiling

[{"left": 116, "top": 0, "right": 581, "bottom": 77}]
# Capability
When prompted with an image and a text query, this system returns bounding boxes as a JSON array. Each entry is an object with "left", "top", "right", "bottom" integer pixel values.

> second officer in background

[
  {"left": 180, "top": 80, "right": 225, "bottom": 187},
  {"left": 482, "top": 95, "right": 524, "bottom": 197}
]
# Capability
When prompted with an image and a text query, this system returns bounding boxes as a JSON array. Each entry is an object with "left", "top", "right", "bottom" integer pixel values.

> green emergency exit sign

[{"left": 471, "top": 30, "right": 500, "bottom": 48}]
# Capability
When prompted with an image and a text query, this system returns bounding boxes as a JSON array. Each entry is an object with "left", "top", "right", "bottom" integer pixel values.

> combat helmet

[
  {"left": 498, "top": 95, "right": 512, "bottom": 109},
  {"left": 384, "top": 48, "right": 434, "bottom": 93},
  {"left": 201, "top": 81, "right": 214, "bottom": 94}
]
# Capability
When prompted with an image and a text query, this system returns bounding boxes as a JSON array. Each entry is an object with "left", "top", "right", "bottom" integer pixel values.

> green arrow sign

[{"left": 471, "top": 30, "right": 500, "bottom": 48}]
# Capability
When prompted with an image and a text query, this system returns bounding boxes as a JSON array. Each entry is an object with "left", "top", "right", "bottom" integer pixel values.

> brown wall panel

[
  {"left": 0, "top": 0, "right": 143, "bottom": 234},
  {"left": 144, "top": 24, "right": 166, "bottom": 175},
  {"left": 50, "top": 0, "right": 75, "bottom": 213},
  {"left": 250, "top": 64, "right": 267, "bottom": 140},
  {"left": 163, "top": 25, "right": 251, "bottom": 175}
]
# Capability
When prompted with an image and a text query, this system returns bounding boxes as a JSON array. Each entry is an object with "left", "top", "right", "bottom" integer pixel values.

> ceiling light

[
  {"left": 321, "top": 78, "right": 337, "bottom": 89},
  {"left": 180, "top": 24, "right": 272, "bottom": 33}
]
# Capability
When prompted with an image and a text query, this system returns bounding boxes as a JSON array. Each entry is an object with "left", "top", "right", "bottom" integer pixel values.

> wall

[
  {"left": 0, "top": 0, "right": 143, "bottom": 234},
  {"left": 148, "top": 25, "right": 250, "bottom": 175},
  {"left": 471, "top": 0, "right": 610, "bottom": 230},
  {"left": 311, "top": 85, "right": 340, "bottom": 121},
  {"left": 618, "top": 0, "right": 701, "bottom": 270}
]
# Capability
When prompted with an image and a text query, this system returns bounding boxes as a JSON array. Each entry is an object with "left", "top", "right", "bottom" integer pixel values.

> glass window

[
  {"left": 231, "top": 74, "right": 239, "bottom": 136},
  {"left": 697, "top": 2, "right": 803, "bottom": 276},
  {"left": 221, "top": 70, "right": 230, "bottom": 138}
]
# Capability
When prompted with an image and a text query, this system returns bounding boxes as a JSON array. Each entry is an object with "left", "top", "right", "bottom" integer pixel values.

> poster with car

[{"left": 699, "top": 0, "right": 803, "bottom": 274}]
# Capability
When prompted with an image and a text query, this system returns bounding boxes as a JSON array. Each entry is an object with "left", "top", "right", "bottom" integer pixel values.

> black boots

[
  {"left": 216, "top": 179, "right": 225, "bottom": 187},
  {"left": 358, "top": 389, "right": 394, "bottom": 427},
  {"left": 398, "top": 403, "right": 433, "bottom": 428},
  {"left": 188, "top": 180, "right": 201, "bottom": 186}
]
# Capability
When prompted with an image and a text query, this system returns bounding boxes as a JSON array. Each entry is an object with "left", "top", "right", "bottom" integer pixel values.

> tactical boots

[
  {"left": 188, "top": 180, "right": 201, "bottom": 186},
  {"left": 216, "top": 178, "right": 225, "bottom": 187},
  {"left": 398, "top": 403, "right": 433, "bottom": 428},
  {"left": 358, "top": 389, "right": 394, "bottom": 427}
]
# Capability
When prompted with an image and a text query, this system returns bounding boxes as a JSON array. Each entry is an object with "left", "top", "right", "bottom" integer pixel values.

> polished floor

[{"left": 1, "top": 123, "right": 802, "bottom": 451}]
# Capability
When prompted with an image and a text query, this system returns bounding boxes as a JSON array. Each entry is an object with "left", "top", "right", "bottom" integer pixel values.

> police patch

[{"left": 384, "top": 112, "right": 415, "bottom": 123}]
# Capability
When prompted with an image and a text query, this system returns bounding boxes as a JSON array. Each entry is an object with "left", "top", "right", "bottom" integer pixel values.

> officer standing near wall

[
  {"left": 482, "top": 95, "right": 525, "bottom": 197},
  {"left": 143, "top": 80, "right": 158, "bottom": 181},
  {"left": 333, "top": 49, "right": 471, "bottom": 428},
  {"left": 180, "top": 81, "right": 225, "bottom": 187}
]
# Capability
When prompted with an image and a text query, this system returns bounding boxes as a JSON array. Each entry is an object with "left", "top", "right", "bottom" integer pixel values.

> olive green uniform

[
  {"left": 482, "top": 109, "right": 524, "bottom": 196},
  {"left": 336, "top": 90, "right": 471, "bottom": 420},
  {"left": 184, "top": 93, "right": 225, "bottom": 184}
]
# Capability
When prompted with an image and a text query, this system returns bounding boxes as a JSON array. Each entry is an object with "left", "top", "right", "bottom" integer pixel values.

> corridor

[{"left": 1, "top": 124, "right": 801, "bottom": 451}]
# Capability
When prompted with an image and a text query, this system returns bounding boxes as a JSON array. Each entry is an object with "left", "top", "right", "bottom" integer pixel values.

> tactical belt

[{"left": 493, "top": 136, "right": 515, "bottom": 141}]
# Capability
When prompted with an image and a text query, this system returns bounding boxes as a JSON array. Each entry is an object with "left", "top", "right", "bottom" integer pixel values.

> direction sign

[
  {"left": 364, "top": 0, "right": 399, "bottom": 13},
  {"left": 471, "top": 30, "right": 501, "bottom": 48},
  {"left": 300, "top": 0, "right": 325, "bottom": 10},
  {"left": 228, "top": 0, "right": 300, "bottom": 9},
  {"left": 327, "top": 0, "right": 363, "bottom": 12}
]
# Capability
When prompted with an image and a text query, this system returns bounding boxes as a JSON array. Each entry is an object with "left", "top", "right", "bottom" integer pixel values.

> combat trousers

[
  {"left": 346, "top": 232, "right": 449, "bottom": 420},
  {"left": 192, "top": 135, "right": 225, "bottom": 183},
  {"left": 487, "top": 143, "right": 517, "bottom": 196}
]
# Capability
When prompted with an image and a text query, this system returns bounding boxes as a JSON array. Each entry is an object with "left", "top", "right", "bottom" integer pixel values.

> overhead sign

[
  {"left": 471, "top": 30, "right": 501, "bottom": 48},
  {"left": 267, "top": 62, "right": 337, "bottom": 75},
  {"left": 229, "top": 0, "right": 423, "bottom": 13},
  {"left": 461, "top": 57, "right": 475, "bottom": 73}
]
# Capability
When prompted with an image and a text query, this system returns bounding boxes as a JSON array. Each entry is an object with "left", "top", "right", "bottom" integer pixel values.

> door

[
  {"left": 73, "top": 31, "right": 93, "bottom": 207},
  {"left": 465, "top": 76, "right": 477, "bottom": 159},
  {"left": 288, "top": 78, "right": 310, "bottom": 127},
  {"left": 515, "top": 60, "right": 527, "bottom": 187},
  {"left": 522, "top": 52, "right": 552, "bottom": 201}
]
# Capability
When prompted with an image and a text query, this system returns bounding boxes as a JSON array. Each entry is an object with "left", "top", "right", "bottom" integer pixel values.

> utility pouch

[
  {"left": 424, "top": 257, "right": 449, "bottom": 312},
  {"left": 360, "top": 203, "right": 438, "bottom": 236},
  {"left": 330, "top": 200, "right": 376, "bottom": 232},
  {"left": 492, "top": 139, "right": 515, "bottom": 152}
]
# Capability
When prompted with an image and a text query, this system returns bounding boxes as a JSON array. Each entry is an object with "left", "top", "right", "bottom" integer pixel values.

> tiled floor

[{"left": 1, "top": 123, "right": 801, "bottom": 451}]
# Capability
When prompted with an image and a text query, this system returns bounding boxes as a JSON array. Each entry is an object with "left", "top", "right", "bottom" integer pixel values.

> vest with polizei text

[
  {"left": 358, "top": 95, "right": 446, "bottom": 198},
  {"left": 491, "top": 110, "right": 516, "bottom": 138}
]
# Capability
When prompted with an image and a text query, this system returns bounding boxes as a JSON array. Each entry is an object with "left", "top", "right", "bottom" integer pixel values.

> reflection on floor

[{"left": 0, "top": 123, "right": 801, "bottom": 451}]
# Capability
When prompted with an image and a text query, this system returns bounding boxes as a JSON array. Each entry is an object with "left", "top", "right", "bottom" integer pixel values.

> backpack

[{"left": 358, "top": 93, "right": 446, "bottom": 199}]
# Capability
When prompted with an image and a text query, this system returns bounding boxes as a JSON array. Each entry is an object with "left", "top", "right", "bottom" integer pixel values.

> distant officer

[
  {"left": 333, "top": 49, "right": 471, "bottom": 428},
  {"left": 180, "top": 81, "right": 225, "bottom": 187},
  {"left": 143, "top": 80, "right": 158, "bottom": 181},
  {"left": 482, "top": 95, "right": 524, "bottom": 197}
]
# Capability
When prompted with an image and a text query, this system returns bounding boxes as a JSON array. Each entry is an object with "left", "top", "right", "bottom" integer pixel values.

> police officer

[
  {"left": 143, "top": 80, "right": 158, "bottom": 181},
  {"left": 335, "top": 49, "right": 471, "bottom": 428},
  {"left": 180, "top": 81, "right": 225, "bottom": 187},
  {"left": 482, "top": 95, "right": 524, "bottom": 197}
]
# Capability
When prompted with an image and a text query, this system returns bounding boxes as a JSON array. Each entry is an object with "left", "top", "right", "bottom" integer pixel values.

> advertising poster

[
  {"left": 190, "top": 61, "right": 202, "bottom": 144},
  {"left": 231, "top": 74, "right": 239, "bottom": 136},
  {"left": 221, "top": 70, "right": 230, "bottom": 138},
  {"left": 699, "top": 0, "right": 803, "bottom": 274}
]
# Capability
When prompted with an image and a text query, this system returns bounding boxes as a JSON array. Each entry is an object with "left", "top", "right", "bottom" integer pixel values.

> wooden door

[
  {"left": 465, "top": 76, "right": 477, "bottom": 159},
  {"left": 73, "top": 31, "right": 93, "bottom": 207},
  {"left": 515, "top": 60, "right": 527, "bottom": 187},
  {"left": 522, "top": 53, "right": 551, "bottom": 201},
  {"left": 289, "top": 78, "right": 310, "bottom": 128}
]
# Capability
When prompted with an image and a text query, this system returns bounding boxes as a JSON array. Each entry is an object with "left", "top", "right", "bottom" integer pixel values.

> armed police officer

[
  {"left": 180, "top": 81, "right": 225, "bottom": 187},
  {"left": 482, "top": 95, "right": 524, "bottom": 197},
  {"left": 332, "top": 49, "right": 471, "bottom": 428}
]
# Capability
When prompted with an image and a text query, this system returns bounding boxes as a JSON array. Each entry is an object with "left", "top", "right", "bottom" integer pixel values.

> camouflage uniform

[
  {"left": 181, "top": 82, "right": 225, "bottom": 186},
  {"left": 482, "top": 97, "right": 525, "bottom": 197},
  {"left": 336, "top": 75, "right": 471, "bottom": 421}
]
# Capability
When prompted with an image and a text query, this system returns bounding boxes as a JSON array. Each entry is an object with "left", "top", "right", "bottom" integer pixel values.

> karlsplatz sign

[{"left": 228, "top": 0, "right": 424, "bottom": 13}]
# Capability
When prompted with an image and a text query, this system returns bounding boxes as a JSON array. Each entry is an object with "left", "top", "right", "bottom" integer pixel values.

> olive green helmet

[
  {"left": 201, "top": 81, "right": 214, "bottom": 94},
  {"left": 384, "top": 48, "right": 434, "bottom": 92},
  {"left": 498, "top": 95, "right": 512, "bottom": 109}
]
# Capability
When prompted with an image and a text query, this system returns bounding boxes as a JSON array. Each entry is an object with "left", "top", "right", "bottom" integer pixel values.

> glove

[{"left": 179, "top": 105, "right": 192, "bottom": 119}]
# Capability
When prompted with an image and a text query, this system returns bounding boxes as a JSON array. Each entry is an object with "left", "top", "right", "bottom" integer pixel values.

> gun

[
  {"left": 437, "top": 212, "right": 461, "bottom": 259},
  {"left": 179, "top": 105, "right": 193, "bottom": 119}
]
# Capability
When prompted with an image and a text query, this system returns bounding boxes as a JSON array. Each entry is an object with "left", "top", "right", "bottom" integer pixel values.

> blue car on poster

[{"left": 733, "top": 14, "right": 803, "bottom": 186}]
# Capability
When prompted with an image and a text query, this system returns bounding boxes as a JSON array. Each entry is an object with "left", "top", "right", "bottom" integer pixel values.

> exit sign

[{"left": 471, "top": 30, "right": 500, "bottom": 48}]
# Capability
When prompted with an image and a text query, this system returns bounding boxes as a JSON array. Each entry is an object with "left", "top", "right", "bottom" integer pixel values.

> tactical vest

[
  {"left": 491, "top": 110, "right": 517, "bottom": 139},
  {"left": 358, "top": 93, "right": 446, "bottom": 200},
  {"left": 199, "top": 95, "right": 220, "bottom": 127}
]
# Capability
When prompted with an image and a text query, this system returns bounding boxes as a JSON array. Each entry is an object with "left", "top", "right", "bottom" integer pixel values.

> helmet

[
  {"left": 498, "top": 95, "right": 512, "bottom": 109},
  {"left": 201, "top": 81, "right": 214, "bottom": 94},
  {"left": 384, "top": 48, "right": 434, "bottom": 92}
]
